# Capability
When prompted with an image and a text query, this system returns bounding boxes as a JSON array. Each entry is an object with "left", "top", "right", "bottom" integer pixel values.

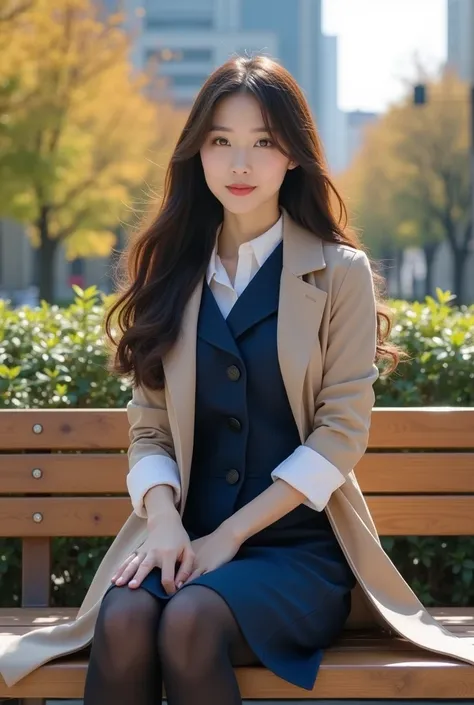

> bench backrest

[{"left": 1, "top": 408, "right": 473, "bottom": 607}]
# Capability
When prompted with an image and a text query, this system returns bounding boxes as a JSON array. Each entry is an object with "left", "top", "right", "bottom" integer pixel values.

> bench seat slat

[{"left": 1, "top": 649, "right": 473, "bottom": 700}]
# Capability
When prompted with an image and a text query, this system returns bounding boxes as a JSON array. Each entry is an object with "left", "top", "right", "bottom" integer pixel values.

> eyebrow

[{"left": 209, "top": 125, "right": 270, "bottom": 132}]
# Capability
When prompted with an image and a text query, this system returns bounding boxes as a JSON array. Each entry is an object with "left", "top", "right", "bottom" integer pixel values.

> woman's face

[{"left": 200, "top": 92, "right": 295, "bottom": 215}]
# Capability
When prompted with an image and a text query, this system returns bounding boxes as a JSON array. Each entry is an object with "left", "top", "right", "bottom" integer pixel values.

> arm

[
  {"left": 223, "top": 250, "right": 379, "bottom": 544},
  {"left": 126, "top": 383, "right": 181, "bottom": 519}
]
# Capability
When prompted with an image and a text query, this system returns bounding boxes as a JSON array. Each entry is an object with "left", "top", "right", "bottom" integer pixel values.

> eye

[
  {"left": 255, "top": 138, "right": 273, "bottom": 148},
  {"left": 212, "top": 137, "right": 230, "bottom": 146}
]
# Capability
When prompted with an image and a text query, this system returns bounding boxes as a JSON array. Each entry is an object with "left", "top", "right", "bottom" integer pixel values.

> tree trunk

[
  {"left": 395, "top": 248, "right": 403, "bottom": 298},
  {"left": 453, "top": 247, "right": 468, "bottom": 305},
  {"left": 444, "top": 219, "right": 471, "bottom": 306},
  {"left": 423, "top": 242, "right": 438, "bottom": 297},
  {"left": 36, "top": 206, "right": 59, "bottom": 303},
  {"left": 378, "top": 245, "right": 396, "bottom": 295}
]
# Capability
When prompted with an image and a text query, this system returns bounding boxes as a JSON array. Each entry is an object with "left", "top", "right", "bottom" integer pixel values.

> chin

[{"left": 219, "top": 195, "right": 263, "bottom": 215}]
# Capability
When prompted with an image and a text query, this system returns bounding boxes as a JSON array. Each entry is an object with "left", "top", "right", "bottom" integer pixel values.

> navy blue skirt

[{"left": 104, "top": 516, "right": 355, "bottom": 691}]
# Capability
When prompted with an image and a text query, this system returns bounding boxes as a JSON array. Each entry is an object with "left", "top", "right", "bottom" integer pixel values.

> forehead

[{"left": 212, "top": 93, "right": 266, "bottom": 128}]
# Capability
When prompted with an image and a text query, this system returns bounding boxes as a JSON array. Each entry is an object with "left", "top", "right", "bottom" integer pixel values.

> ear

[{"left": 288, "top": 160, "right": 298, "bottom": 170}]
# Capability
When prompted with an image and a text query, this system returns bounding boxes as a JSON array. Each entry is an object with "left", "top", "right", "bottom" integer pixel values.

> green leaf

[{"left": 72, "top": 285, "right": 84, "bottom": 298}]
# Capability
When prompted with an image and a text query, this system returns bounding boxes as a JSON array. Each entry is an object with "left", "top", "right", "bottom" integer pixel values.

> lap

[
  {"left": 103, "top": 583, "right": 259, "bottom": 667},
  {"left": 161, "top": 584, "right": 260, "bottom": 666}
]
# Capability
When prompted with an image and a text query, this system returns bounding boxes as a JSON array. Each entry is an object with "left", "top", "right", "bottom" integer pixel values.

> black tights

[{"left": 83, "top": 583, "right": 259, "bottom": 705}]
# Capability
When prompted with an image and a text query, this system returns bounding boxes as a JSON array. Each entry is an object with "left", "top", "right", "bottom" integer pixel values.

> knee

[
  {"left": 95, "top": 585, "right": 158, "bottom": 649},
  {"left": 157, "top": 587, "right": 225, "bottom": 671},
  {"left": 158, "top": 588, "right": 207, "bottom": 655}
]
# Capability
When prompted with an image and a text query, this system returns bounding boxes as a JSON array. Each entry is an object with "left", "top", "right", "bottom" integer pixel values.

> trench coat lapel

[
  {"left": 277, "top": 210, "right": 327, "bottom": 436},
  {"left": 162, "top": 279, "right": 203, "bottom": 504}
]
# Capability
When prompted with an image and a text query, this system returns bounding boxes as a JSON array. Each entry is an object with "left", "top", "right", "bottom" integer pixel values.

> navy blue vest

[{"left": 182, "top": 242, "right": 335, "bottom": 545}]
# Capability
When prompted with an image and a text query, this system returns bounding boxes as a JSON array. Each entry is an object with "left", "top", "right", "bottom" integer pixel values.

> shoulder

[
  {"left": 315, "top": 242, "right": 374, "bottom": 300},
  {"left": 322, "top": 241, "right": 370, "bottom": 272}
]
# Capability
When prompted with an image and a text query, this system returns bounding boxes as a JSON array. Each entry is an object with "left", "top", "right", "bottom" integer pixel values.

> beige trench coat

[{"left": 1, "top": 210, "right": 473, "bottom": 688}]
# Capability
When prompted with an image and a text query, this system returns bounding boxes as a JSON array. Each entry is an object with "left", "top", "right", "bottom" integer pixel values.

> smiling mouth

[{"left": 226, "top": 185, "right": 257, "bottom": 196}]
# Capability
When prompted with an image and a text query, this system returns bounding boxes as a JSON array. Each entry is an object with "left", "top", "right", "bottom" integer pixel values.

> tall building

[
  {"left": 345, "top": 110, "right": 379, "bottom": 166},
  {"left": 122, "top": 0, "right": 324, "bottom": 130},
  {"left": 239, "top": 0, "right": 323, "bottom": 129},
  {"left": 319, "top": 34, "right": 347, "bottom": 174},
  {"left": 447, "top": 0, "right": 474, "bottom": 81},
  {"left": 123, "top": 0, "right": 275, "bottom": 107}
]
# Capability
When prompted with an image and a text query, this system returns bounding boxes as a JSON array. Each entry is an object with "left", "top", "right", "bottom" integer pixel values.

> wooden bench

[{"left": 0, "top": 407, "right": 473, "bottom": 703}]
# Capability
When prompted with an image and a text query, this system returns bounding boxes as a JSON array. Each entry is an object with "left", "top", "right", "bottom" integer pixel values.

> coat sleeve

[
  {"left": 126, "top": 384, "right": 181, "bottom": 518},
  {"left": 271, "top": 249, "right": 379, "bottom": 510}
]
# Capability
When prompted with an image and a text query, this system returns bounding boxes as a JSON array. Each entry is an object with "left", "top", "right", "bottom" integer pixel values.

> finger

[
  {"left": 127, "top": 556, "right": 155, "bottom": 589},
  {"left": 175, "top": 547, "right": 195, "bottom": 588},
  {"left": 182, "top": 568, "right": 205, "bottom": 586},
  {"left": 113, "top": 553, "right": 140, "bottom": 584},
  {"left": 115, "top": 553, "right": 144, "bottom": 585},
  {"left": 161, "top": 553, "right": 178, "bottom": 595}
]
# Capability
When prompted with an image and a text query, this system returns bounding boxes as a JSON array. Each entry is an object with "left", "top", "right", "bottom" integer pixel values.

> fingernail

[
  {"left": 177, "top": 581, "right": 183, "bottom": 588},
  {"left": 116, "top": 577, "right": 123, "bottom": 584},
  {"left": 129, "top": 580, "right": 137, "bottom": 587}
]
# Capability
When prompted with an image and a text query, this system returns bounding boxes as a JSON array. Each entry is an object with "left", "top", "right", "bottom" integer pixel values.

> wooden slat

[
  {"left": 1, "top": 452, "right": 473, "bottom": 495},
  {"left": 0, "top": 408, "right": 473, "bottom": 450},
  {"left": 0, "top": 496, "right": 474, "bottom": 537},
  {"left": 1, "top": 648, "right": 473, "bottom": 699},
  {"left": 1, "top": 606, "right": 471, "bottom": 633},
  {"left": 1, "top": 609, "right": 473, "bottom": 699},
  {"left": 368, "top": 408, "right": 474, "bottom": 449},
  {"left": 356, "top": 452, "right": 474, "bottom": 493},
  {"left": 368, "top": 496, "right": 474, "bottom": 535},
  {"left": 0, "top": 454, "right": 128, "bottom": 493},
  {"left": 0, "top": 497, "right": 131, "bottom": 537},
  {"left": 0, "top": 409, "right": 128, "bottom": 450}
]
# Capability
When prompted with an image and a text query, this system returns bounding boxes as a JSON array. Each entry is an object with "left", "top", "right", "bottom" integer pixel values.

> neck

[{"left": 218, "top": 201, "right": 281, "bottom": 259}]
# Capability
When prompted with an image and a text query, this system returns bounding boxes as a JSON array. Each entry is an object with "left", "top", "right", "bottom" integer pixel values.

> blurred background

[{"left": 1, "top": 0, "right": 473, "bottom": 306}]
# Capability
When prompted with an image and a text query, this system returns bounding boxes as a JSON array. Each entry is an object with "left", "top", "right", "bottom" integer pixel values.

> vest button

[
  {"left": 228, "top": 416, "right": 242, "bottom": 432},
  {"left": 226, "top": 365, "right": 241, "bottom": 381},
  {"left": 226, "top": 468, "right": 240, "bottom": 485}
]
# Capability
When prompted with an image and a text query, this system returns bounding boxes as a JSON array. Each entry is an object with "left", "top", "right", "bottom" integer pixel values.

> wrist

[
  {"left": 220, "top": 516, "right": 247, "bottom": 547},
  {"left": 146, "top": 504, "right": 181, "bottom": 528},
  {"left": 143, "top": 484, "right": 179, "bottom": 520}
]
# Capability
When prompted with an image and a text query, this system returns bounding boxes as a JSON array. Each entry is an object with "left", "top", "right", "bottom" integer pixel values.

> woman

[
  {"left": 1, "top": 54, "right": 473, "bottom": 701},
  {"left": 84, "top": 54, "right": 395, "bottom": 704}
]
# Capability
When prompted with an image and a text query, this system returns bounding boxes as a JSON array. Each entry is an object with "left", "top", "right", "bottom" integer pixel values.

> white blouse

[{"left": 127, "top": 215, "right": 346, "bottom": 518}]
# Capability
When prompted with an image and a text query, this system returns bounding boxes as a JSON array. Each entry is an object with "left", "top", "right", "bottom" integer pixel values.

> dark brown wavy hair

[{"left": 105, "top": 55, "right": 400, "bottom": 390}]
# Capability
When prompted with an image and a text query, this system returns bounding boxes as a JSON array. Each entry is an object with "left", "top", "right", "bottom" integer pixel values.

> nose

[{"left": 231, "top": 148, "right": 251, "bottom": 175}]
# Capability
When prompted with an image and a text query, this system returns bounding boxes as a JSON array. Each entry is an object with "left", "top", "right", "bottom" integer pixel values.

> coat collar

[{"left": 280, "top": 208, "right": 326, "bottom": 276}]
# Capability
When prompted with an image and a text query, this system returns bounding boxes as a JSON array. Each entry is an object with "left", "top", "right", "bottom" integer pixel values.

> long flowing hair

[{"left": 105, "top": 55, "right": 400, "bottom": 390}]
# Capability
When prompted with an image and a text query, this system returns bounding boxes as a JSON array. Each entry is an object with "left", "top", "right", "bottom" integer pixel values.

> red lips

[{"left": 226, "top": 184, "right": 256, "bottom": 196}]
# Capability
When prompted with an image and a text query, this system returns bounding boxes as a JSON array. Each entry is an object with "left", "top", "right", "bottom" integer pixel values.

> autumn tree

[
  {"left": 341, "top": 71, "right": 471, "bottom": 303},
  {"left": 0, "top": 0, "right": 182, "bottom": 302}
]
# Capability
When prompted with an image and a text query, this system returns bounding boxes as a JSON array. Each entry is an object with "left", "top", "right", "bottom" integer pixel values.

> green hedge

[{"left": 1, "top": 287, "right": 473, "bottom": 608}]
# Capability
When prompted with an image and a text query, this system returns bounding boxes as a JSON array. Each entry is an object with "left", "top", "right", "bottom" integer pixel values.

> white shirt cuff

[
  {"left": 126, "top": 456, "right": 181, "bottom": 518},
  {"left": 270, "top": 444, "right": 345, "bottom": 511}
]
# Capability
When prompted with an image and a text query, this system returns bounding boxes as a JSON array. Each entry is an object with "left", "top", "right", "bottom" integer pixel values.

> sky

[{"left": 322, "top": 0, "right": 447, "bottom": 113}]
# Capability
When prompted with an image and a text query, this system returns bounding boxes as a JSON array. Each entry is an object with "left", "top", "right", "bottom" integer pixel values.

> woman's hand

[
  {"left": 180, "top": 522, "right": 242, "bottom": 587},
  {"left": 111, "top": 509, "right": 195, "bottom": 595}
]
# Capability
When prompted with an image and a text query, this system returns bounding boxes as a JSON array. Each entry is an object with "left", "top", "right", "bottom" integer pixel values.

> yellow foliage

[
  {"left": 0, "top": 0, "right": 184, "bottom": 259},
  {"left": 339, "top": 70, "right": 470, "bottom": 257}
]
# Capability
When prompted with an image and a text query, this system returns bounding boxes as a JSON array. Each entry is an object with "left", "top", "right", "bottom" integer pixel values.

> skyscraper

[
  {"left": 121, "top": 0, "right": 324, "bottom": 125},
  {"left": 447, "top": 0, "right": 474, "bottom": 81}
]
